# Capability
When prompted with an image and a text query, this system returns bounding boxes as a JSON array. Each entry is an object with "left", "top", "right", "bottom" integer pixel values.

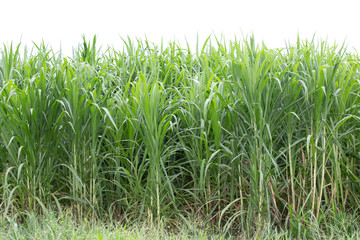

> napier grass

[{"left": 0, "top": 36, "right": 360, "bottom": 238}]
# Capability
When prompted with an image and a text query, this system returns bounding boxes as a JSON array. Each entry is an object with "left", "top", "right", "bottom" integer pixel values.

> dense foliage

[{"left": 0, "top": 36, "right": 359, "bottom": 237}]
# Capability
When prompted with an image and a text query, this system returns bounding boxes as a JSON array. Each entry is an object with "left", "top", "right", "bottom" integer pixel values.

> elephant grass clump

[{"left": 0, "top": 35, "right": 359, "bottom": 238}]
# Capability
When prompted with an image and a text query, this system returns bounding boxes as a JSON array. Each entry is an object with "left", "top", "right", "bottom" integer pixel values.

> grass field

[
  {"left": 1, "top": 211, "right": 359, "bottom": 240},
  {"left": 0, "top": 35, "right": 359, "bottom": 239}
]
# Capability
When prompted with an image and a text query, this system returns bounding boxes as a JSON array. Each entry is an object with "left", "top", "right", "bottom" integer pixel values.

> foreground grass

[{"left": 1, "top": 212, "right": 360, "bottom": 240}]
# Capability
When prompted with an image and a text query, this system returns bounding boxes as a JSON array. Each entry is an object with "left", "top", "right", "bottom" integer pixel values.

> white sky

[{"left": 1, "top": 0, "right": 359, "bottom": 56}]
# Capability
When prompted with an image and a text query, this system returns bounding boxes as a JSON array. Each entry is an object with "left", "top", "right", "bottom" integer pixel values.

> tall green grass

[{"left": 0, "top": 36, "right": 359, "bottom": 237}]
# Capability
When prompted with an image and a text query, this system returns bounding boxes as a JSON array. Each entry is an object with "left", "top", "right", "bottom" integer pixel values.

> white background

[{"left": 1, "top": 0, "right": 359, "bottom": 55}]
